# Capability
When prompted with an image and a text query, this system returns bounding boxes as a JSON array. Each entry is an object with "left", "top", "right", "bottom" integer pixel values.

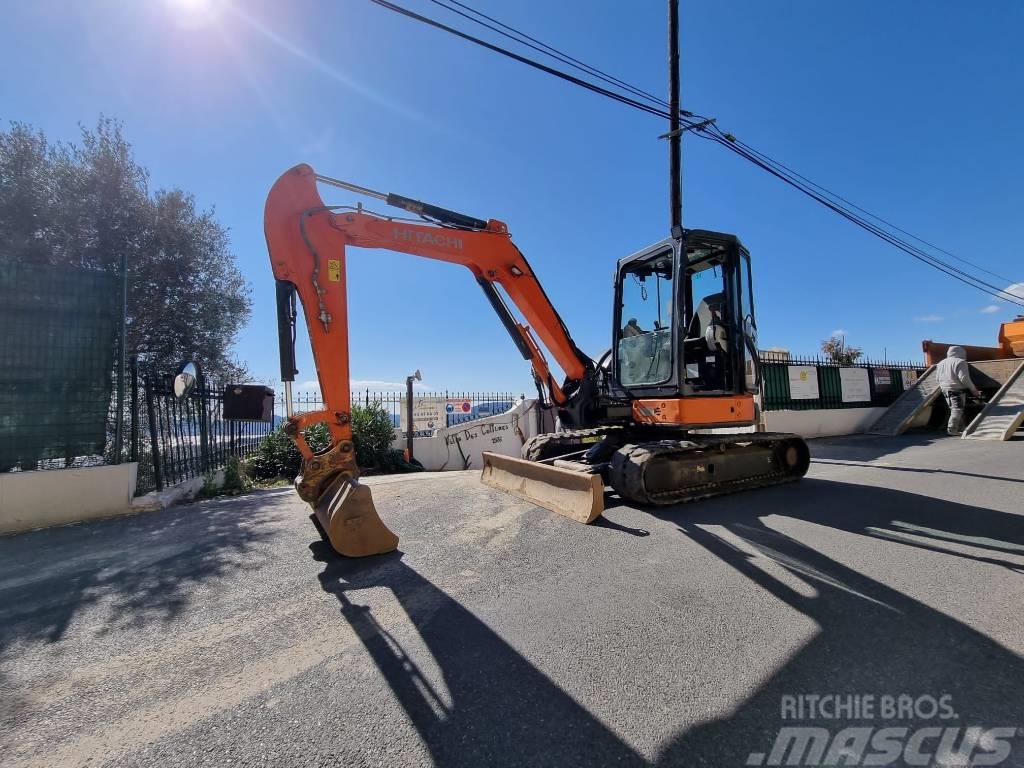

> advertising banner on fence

[
  {"left": 839, "top": 367, "right": 871, "bottom": 402},
  {"left": 787, "top": 366, "right": 819, "bottom": 399},
  {"left": 902, "top": 369, "right": 919, "bottom": 389},
  {"left": 400, "top": 396, "right": 445, "bottom": 432}
]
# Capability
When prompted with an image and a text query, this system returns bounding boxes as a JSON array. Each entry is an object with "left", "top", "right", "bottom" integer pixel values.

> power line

[
  {"left": 365, "top": 0, "right": 1023, "bottom": 307},
  {"left": 696, "top": 123, "right": 1024, "bottom": 303},
  {"left": 725, "top": 135, "right": 1020, "bottom": 286},
  {"left": 366, "top": 0, "right": 681, "bottom": 121},
  {"left": 426, "top": 0, "right": 684, "bottom": 115},
  {"left": 425, "top": 0, "right": 1020, "bottom": 289},
  {"left": 693, "top": 125, "right": 1024, "bottom": 306}
]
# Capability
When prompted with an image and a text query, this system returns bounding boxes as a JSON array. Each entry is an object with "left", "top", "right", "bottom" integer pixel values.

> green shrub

[
  {"left": 303, "top": 422, "right": 331, "bottom": 453},
  {"left": 246, "top": 404, "right": 403, "bottom": 482},
  {"left": 199, "top": 473, "right": 220, "bottom": 497},
  {"left": 376, "top": 449, "right": 424, "bottom": 474},
  {"left": 351, "top": 401, "right": 398, "bottom": 469},
  {"left": 198, "top": 456, "right": 254, "bottom": 498},
  {"left": 246, "top": 427, "right": 303, "bottom": 481},
  {"left": 222, "top": 455, "right": 252, "bottom": 494}
]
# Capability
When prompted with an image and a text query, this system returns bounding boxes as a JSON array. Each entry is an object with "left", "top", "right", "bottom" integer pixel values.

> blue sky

[{"left": 2, "top": 1, "right": 1022, "bottom": 393}]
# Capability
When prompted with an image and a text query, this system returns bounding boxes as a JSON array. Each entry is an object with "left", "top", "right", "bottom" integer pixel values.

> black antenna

[{"left": 668, "top": 0, "right": 682, "bottom": 238}]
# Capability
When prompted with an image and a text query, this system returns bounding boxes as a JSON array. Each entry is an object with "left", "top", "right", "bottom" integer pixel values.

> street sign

[{"left": 446, "top": 399, "right": 473, "bottom": 416}]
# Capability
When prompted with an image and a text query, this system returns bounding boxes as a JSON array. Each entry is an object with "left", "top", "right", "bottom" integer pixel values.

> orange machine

[
  {"left": 999, "top": 317, "right": 1024, "bottom": 358},
  {"left": 265, "top": 164, "right": 809, "bottom": 557},
  {"left": 922, "top": 316, "right": 1024, "bottom": 366}
]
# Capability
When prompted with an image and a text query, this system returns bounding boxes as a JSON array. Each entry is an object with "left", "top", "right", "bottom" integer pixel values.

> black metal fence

[
  {"left": 759, "top": 352, "right": 926, "bottom": 411},
  {"left": 282, "top": 390, "right": 520, "bottom": 433},
  {"left": 137, "top": 372, "right": 274, "bottom": 494}
]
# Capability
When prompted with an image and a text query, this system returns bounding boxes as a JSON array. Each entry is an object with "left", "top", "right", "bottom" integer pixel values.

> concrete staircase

[
  {"left": 868, "top": 366, "right": 940, "bottom": 436},
  {"left": 962, "top": 360, "right": 1024, "bottom": 441}
]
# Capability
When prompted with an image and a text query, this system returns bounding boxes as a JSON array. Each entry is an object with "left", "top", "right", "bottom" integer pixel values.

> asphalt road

[{"left": 2, "top": 433, "right": 1023, "bottom": 767}]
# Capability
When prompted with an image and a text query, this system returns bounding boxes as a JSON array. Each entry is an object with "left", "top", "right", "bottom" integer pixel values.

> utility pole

[
  {"left": 668, "top": 0, "right": 682, "bottom": 238},
  {"left": 405, "top": 369, "right": 422, "bottom": 462}
]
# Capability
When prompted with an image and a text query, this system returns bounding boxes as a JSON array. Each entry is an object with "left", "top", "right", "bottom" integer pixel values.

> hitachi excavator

[{"left": 265, "top": 164, "right": 810, "bottom": 557}]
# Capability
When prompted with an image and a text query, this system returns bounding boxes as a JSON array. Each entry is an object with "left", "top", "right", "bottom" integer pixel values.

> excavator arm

[{"left": 264, "top": 164, "right": 595, "bottom": 556}]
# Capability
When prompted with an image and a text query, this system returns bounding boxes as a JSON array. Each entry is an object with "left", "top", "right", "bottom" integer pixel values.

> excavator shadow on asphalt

[
  {"left": 648, "top": 477, "right": 1024, "bottom": 765},
  {"left": 310, "top": 540, "right": 649, "bottom": 768},
  {"left": 309, "top": 465, "right": 1024, "bottom": 767}
]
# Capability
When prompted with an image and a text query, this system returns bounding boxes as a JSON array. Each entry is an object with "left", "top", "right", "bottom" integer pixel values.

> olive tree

[{"left": 0, "top": 118, "right": 250, "bottom": 378}]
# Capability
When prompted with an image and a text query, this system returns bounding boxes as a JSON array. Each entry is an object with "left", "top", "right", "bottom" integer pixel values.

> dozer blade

[
  {"left": 480, "top": 451, "right": 604, "bottom": 524},
  {"left": 312, "top": 472, "right": 399, "bottom": 557}
]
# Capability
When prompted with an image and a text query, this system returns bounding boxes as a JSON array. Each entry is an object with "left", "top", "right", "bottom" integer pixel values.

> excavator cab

[{"left": 612, "top": 231, "right": 760, "bottom": 425}]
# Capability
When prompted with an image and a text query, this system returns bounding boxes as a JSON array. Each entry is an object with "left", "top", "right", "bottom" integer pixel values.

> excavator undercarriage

[{"left": 482, "top": 428, "right": 809, "bottom": 522}]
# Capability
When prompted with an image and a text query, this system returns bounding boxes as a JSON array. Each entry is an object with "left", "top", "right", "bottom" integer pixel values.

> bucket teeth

[
  {"left": 480, "top": 452, "right": 604, "bottom": 524},
  {"left": 312, "top": 473, "right": 399, "bottom": 557}
]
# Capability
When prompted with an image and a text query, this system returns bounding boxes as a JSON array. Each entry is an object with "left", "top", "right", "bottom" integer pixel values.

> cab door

[
  {"left": 680, "top": 233, "right": 739, "bottom": 395},
  {"left": 737, "top": 246, "right": 759, "bottom": 394},
  {"left": 612, "top": 238, "right": 681, "bottom": 399}
]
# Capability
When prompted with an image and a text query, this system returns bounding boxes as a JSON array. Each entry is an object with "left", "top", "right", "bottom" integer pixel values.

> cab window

[
  {"left": 617, "top": 253, "right": 673, "bottom": 386},
  {"left": 682, "top": 253, "right": 732, "bottom": 392}
]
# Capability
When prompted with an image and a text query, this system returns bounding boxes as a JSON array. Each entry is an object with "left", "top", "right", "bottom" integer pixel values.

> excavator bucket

[
  {"left": 313, "top": 472, "right": 399, "bottom": 557},
  {"left": 480, "top": 452, "right": 604, "bottom": 524}
]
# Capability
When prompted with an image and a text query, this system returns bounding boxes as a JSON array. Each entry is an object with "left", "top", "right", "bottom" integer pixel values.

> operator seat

[
  {"left": 685, "top": 292, "right": 727, "bottom": 390},
  {"left": 688, "top": 292, "right": 725, "bottom": 342}
]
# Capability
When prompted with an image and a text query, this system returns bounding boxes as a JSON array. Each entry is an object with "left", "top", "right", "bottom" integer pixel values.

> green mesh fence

[
  {"left": 759, "top": 353, "right": 925, "bottom": 411},
  {"left": 0, "top": 262, "right": 120, "bottom": 471}
]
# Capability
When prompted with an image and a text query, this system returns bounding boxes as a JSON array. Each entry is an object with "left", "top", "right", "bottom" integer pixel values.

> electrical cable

[
  {"left": 367, "top": 0, "right": 688, "bottom": 121},
  {"left": 693, "top": 124, "right": 1024, "bottom": 305},
  {"left": 365, "top": 0, "right": 1023, "bottom": 306},
  {"left": 419, "top": 0, "right": 1003, "bottom": 286},
  {"left": 424, "top": 0, "right": 687, "bottom": 116},
  {"left": 424, "top": 0, "right": 1002, "bottom": 285},
  {"left": 723, "top": 134, "right": 1019, "bottom": 285},
  {"left": 425, "top": 0, "right": 1021, "bottom": 293}
]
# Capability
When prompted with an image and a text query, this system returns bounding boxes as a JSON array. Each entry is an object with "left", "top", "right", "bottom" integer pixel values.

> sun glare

[{"left": 165, "top": 0, "right": 228, "bottom": 29}]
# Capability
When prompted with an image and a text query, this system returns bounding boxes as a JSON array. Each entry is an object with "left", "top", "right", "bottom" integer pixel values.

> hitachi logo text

[{"left": 392, "top": 228, "right": 463, "bottom": 250}]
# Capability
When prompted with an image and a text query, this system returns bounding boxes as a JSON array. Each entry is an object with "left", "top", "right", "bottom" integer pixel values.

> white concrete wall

[
  {"left": 0, "top": 463, "right": 139, "bottom": 534},
  {"left": 131, "top": 469, "right": 225, "bottom": 514},
  {"left": 393, "top": 401, "right": 887, "bottom": 472},
  {"left": 764, "top": 407, "right": 888, "bottom": 439},
  {"left": 392, "top": 399, "right": 541, "bottom": 471}
]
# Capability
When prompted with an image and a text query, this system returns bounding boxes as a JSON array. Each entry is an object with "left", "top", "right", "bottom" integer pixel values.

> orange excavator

[{"left": 264, "top": 164, "right": 809, "bottom": 557}]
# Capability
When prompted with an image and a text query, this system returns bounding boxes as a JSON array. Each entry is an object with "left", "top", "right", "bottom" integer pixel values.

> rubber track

[
  {"left": 609, "top": 432, "right": 806, "bottom": 506},
  {"left": 521, "top": 426, "right": 623, "bottom": 461}
]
